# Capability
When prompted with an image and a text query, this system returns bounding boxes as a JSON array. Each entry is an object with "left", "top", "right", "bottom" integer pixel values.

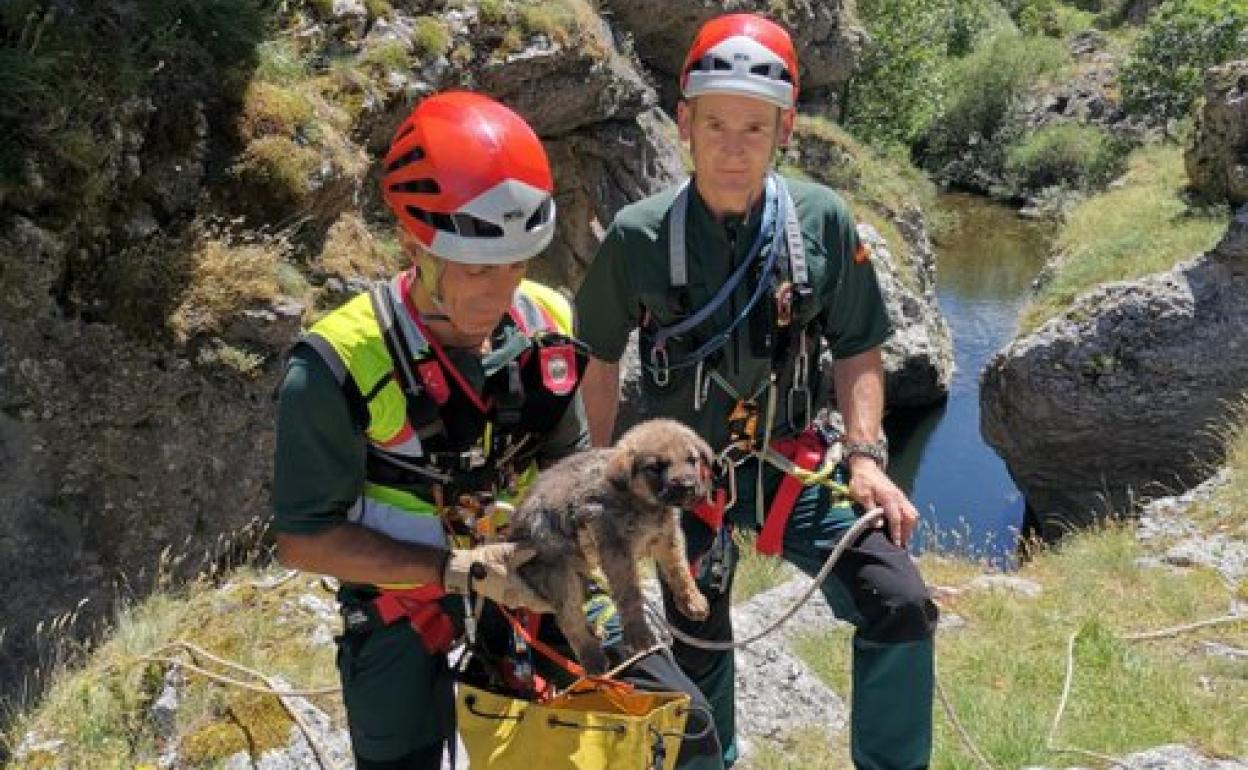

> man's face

[
  {"left": 677, "top": 93, "right": 794, "bottom": 215},
  {"left": 402, "top": 231, "right": 527, "bottom": 346},
  {"left": 437, "top": 259, "right": 528, "bottom": 342}
]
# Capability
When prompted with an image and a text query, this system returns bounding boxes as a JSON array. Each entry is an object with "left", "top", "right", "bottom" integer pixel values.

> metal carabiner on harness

[
  {"left": 787, "top": 333, "right": 812, "bottom": 428},
  {"left": 650, "top": 345, "right": 670, "bottom": 387},
  {"left": 693, "top": 359, "right": 714, "bottom": 412}
]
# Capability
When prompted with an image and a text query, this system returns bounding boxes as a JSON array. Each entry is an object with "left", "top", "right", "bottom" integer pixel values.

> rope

[
  {"left": 1122, "top": 613, "right": 1246, "bottom": 642},
  {"left": 934, "top": 664, "right": 996, "bottom": 770},
  {"left": 1042, "top": 630, "right": 1130, "bottom": 768},
  {"left": 649, "top": 508, "right": 882, "bottom": 651},
  {"left": 135, "top": 640, "right": 343, "bottom": 770}
]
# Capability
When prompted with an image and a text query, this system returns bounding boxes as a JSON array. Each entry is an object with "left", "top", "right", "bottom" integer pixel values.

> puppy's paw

[
  {"left": 676, "top": 589, "right": 710, "bottom": 621},
  {"left": 577, "top": 646, "right": 609, "bottom": 675},
  {"left": 622, "top": 621, "right": 658, "bottom": 654}
]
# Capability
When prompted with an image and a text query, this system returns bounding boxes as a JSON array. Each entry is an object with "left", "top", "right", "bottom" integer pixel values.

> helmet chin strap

[{"left": 413, "top": 252, "right": 452, "bottom": 322}]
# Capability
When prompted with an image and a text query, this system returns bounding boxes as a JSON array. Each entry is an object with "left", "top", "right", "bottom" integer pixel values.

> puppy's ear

[{"left": 605, "top": 445, "right": 633, "bottom": 492}]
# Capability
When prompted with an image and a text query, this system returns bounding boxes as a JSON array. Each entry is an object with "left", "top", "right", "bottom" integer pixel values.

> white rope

[
  {"left": 650, "top": 508, "right": 883, "bottom": 651},
  {"left": 137, "top": 640, "right": 343, "bottom": 770}
]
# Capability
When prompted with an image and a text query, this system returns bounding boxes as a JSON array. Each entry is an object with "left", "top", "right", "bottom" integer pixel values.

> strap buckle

[
  {"left": 774, "top": 281, "right": 794, "bottom": 328},
  {"left": 693, "top": 359, "right": 713, "bottom": 412},
  {"left": 649, "top": 345, "right": 670, "bottom": 387},
  {"left": 726, "top": 398, "right": 760, "bottom": 453}
]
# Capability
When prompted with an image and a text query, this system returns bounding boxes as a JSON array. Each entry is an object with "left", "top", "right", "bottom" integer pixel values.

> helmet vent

[
  {"left": 525, "top": 197, "right": 553, "bottom": 232},
  {"left": 406, "top": 206, "right": 505, "bottom": 238},
  {"left": 691, "top": 55, "right": 735, "bottom": 74},
  {"left": 389, "top": 178, "right": 441, "bottom": 195},
  {"left": 385, "top": 146, "right": 426, "bottom": 173},
  {"left": 750, "top": 63, "right": 792, "bottom": 82}
]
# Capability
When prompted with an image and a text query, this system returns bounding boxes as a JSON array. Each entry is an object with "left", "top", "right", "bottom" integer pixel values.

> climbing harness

[{"left": 643, "top": 173, "right": 812, "bottom": 404}]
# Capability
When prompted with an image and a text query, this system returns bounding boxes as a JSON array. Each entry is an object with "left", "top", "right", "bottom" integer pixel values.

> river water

[{"left": 886, "top": 193, "right": 1052, "bottom": 565}]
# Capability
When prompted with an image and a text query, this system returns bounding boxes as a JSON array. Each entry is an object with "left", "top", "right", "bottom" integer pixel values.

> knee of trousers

[{"left": 861, "top": 582, "right": 939, "bottom": 644}]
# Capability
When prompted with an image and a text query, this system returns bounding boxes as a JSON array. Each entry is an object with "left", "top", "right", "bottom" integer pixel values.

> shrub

[
  {"left": 1004, "top": 123, "right": 1127, "bottom": 192},
  {"left": 236, "top": 81, "right": 315, "bottom": 143},
  {"left": 477, "top": 0, "right": 510, "bottom": 25},
  {"left": 924, "top": 32, "right": 1068, "bottom": 167},
  {"left": 228, "top": 135, "right": 320, "bottom": 220},
  {"left": 410, "top": 16, "right": 451, "bottom": 60},
  {"left": 843, "top": 0, "right": 954, "bottom": 147},
  {"left": 1119, "top": 0, "right": 1248, "bottom": 124}
]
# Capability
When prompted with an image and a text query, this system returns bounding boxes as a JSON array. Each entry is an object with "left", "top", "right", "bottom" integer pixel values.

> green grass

[
  {"left": 780, "top": 116, "right": 934, "bottom": 294},
  {"left": 3, "top": 565, "right": 344, "bottom": 768},
  {"left": 410, "top": 16, "right": 451, "bottom": 60},
  {"left": 1020, "top": 142, "right": 1229, "bottom": 333},
  {"left": 759, "top": 524, "right": 1248, "bottom": 769},
  {"left": 731, "top": 531, "right": 796, "bottom": 606}
]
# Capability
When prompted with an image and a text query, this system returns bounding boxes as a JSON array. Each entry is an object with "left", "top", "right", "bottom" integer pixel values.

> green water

[{"left": 886, "top": 192, "right": 1053, "bottom": 563}]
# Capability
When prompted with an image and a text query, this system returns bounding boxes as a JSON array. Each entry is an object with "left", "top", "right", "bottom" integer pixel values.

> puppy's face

[{"left": 607, "top": 420, "right": 714, "bottom": 508}]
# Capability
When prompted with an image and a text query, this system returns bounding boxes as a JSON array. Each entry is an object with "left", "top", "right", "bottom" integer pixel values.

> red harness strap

[
  {"left": 373, "top": 585, "right": 456, "bottom": 655},
  {"left": 755, "top": 430, "right": 826, "bottom": 556},
  {"left": 690, "top": 488, "right": 727, "bottom": 531}
]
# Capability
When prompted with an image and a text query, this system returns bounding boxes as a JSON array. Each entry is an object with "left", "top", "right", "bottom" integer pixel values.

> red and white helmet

[
  {"left": 381, "top": 92, "right": 556, "bottom": 265},
  {"left": 680, "top": 13, "right": 799, "bottom": 110}
]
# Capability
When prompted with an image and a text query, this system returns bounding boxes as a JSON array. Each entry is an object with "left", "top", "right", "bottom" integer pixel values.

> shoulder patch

[{"left": 854, "top": 238, "right": 870, "bottom": 264}]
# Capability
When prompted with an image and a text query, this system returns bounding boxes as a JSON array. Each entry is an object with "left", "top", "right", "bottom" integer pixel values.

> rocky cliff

[{"left": 1186, "top": 60, "right": 1248, "bottom": 207}]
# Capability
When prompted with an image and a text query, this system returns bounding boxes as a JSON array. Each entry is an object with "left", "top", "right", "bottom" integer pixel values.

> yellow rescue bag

[{"left": 457, "top": 677, "right": 692, "bottom": 770}]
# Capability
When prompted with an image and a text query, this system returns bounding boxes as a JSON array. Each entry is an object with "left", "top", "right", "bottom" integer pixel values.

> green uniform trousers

[{"left": 660, "top": 474, "right": 938, "bottom": 770}]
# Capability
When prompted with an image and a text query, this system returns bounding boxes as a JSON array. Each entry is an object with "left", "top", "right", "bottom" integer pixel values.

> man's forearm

[
  {"left": 276, "top": 523, "right": 446, "bottom": 586},
  {"left": 832, "top": 347, "right": 886, "bottom": 443},
  {"left": 582, "top": 357, "right": 621, "bottom": 447}
]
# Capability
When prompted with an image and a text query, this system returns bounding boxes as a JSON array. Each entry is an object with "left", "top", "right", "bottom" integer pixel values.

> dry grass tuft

[{"left": 169, "top": 238, "right": 286, "bottom": 343}]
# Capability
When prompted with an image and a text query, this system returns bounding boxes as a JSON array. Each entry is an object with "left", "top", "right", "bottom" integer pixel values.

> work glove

[{"left": 442, "top": 543, "right": 553, "bottom": 613}]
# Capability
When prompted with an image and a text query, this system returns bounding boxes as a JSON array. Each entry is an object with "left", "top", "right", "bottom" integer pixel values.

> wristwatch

[{"left": 843, "top": 438, "right": 888, "bottom": 470}]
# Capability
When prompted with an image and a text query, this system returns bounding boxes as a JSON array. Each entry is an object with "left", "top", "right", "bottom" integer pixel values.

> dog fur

[{"left": 509, "top": 418, "right": 713, "bottom": 674}]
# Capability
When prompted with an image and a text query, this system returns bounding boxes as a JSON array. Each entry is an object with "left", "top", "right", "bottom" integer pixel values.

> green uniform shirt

[
  {"left": 575, "top": 175, "right": 891, "bottom": 452},
  {"left": 272, "top": 323, "right": 591, "bottom": 535}
]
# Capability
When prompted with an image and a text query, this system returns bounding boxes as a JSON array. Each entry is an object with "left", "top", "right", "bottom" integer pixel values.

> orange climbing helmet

[
  {"left": 381, "top": 91, "right": 556, "bottom": 264},
  {"left": 680, "top": 13, "right": 799, "bottom": 110},
  {"left": 683, "top": 13, "right": 798, "bottom": 110}
]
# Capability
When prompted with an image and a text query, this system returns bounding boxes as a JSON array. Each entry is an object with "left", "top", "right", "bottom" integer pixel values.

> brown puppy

[{"left": 509, "top": 418, "right": 713, "bottom": 674}]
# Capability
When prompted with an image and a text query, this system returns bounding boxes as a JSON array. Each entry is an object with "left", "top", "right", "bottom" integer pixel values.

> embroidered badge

[{"left": 539, "top": 345, "right": 577, "bottom": 395}]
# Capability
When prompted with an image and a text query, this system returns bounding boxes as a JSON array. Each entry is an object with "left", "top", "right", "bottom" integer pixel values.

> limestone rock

[
  {"left": 1025, "top": 744, "right": 1248, "bottom": 769},
  {"left": 981, "top": 248, "right": 1248, "bottom": 530},
  {"left": 541, "top": 108, "right": 685, "bottom": 288},
  {"left": 855, "top": 222, "right": 952, "bottom": 408},
  {"left": 731, "top": 578, "right": 848, "bottom": 750},
  {"left": 1186, "top": 61, "right": 1248, "bottom": 206},
  {"left": 476, "top": 21, "right": 654, "bottom": 137}
]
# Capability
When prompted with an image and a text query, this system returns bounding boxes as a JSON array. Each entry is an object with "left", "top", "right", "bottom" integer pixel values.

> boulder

[
  {"left": 542, "top": 109, "right": 685, "bottom": 287},
  {"left": 476, "top": 21, "right": 655, "bottom": 137},
  {"left": 0, "top": 313, "right": 280, "bottom": 699},
  {"left": 854, "top": 222, "right": 952, "bottom": 408},
  {"left": 1186, "top": 61, "right": 1248, "bottom": 206},
  {"left": 981, "top": 243, "right": 1248, "bottom": 531}
]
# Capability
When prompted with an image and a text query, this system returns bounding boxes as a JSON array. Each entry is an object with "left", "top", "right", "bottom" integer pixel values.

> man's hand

[
  {"left": 443, "top": 543, "right": 553, "bottom": 613},
  {"left": 846, "top": 456, "right": 919, "bottom": 549}
]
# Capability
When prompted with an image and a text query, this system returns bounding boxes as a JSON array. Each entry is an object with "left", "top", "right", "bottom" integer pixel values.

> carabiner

[{"left": 788, "top": 339, "right": 812, "bottom": 426}]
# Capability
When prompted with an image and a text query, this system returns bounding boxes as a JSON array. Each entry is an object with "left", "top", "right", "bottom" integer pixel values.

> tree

[{"left": 1119, "top": 0, "right": 1248, "bottom": 125}]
